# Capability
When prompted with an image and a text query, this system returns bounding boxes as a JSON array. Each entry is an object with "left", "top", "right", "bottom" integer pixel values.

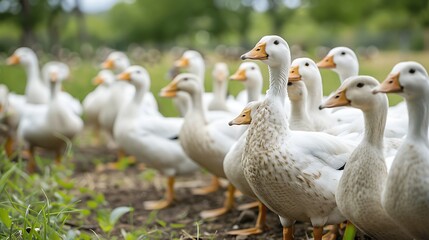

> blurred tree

[
  {"left": 0, "top": 0, "right": 48, "bottom": 47},
  {"left": 266, "top": 0, "right": 296, "bottom": 35},
  {"left": 108, "top": 0, "right": 230, "bottom": 47}
]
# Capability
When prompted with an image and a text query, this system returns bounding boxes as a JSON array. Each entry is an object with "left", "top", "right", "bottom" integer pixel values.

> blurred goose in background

[
  {"left": 114, "top": 66, "right": 199, "bottom": 210},
  {"left": 7, "top": 48, "right": 83, "bottom": 116},
  {"left": 41, "top": 61, "right": 83, "bottom": 115},
  {"left": 208, "top": 62, "right": 243, "bottom": 113},
  {"left": 82, "top": 70, "right": 115, "bottom": 145},
  {"left": 7, "top": 47, "right": 48, "bottom": 104},
  {"left": 160, "top": 73, "right": 243, "bottom": 219},
  {"left": 320, "top": 76, "right": 411, "bottom": 240},
  {"left": 0, "top": 85, "right": 21, "bottom": 157},
  {"left": 238, "top": 35, "right": 356, "bottom": 240},
  {"left": 373, "top": 61, "right": 429, "bottom": 239},
  {"left": 17, "top": 62, "right": 83, "bottom": 173},
  {"left": 223, "top": 62, "right": 267, "bottom": 236},
  {"left": 232, "top": 62, "right": 265, "bottom": 105}
]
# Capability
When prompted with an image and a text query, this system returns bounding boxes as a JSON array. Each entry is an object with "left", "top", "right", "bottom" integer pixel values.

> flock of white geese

[{"left": 1, "top": 35, "right": 428, "bottom": 240}]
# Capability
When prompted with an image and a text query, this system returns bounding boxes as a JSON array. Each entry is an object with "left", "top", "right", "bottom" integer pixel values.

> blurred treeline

[{"left": 0, "top": 0, "right": 428, "bottom": 56}]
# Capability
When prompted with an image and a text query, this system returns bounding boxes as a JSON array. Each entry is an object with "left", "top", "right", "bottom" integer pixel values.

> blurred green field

[{"left": 1, "top": 49, "right": 428, "bottom": 117}]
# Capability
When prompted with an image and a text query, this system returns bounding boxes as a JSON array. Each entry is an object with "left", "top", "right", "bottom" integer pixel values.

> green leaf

[
  {"left": 156, "top": 219, "right": 167, "bottom": 227},
  {"left": 170, "top": 223, "right": 185, "bottom": 229},
  {"left": 0, "top": 208, "right": 12, "bottom": 228},
  {"left": 109, "top": 206, "right": 133, "bottom": 226},
  {"left": 0, "top": 165, "right": 16, "bottom": 193},
  {"left": 86, "top": 200, "right": 98, "bottom": 209}
]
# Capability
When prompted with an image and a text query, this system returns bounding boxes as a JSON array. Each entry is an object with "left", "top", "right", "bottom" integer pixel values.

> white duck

[
  {"left": 320, "top": 75, "right": 411, "bottom": 240},
  {"left": 160, "top": 73, "right": 242, "bottom": 219},
  {"left": 82, "top": 70, "right": 115, "bottom": 143},
  {"left": 223, "top": 62, "right": 267, "bottom": 236},
  {"left": 17, "top": 62, "right": 83, "bottom": 173},
  {"left": 0, "top": 85, "right": 21, "bottom": 157},
  {"left": 238, "top": 35, "right": 355, "bottom": 240},
  {"left": 114, "top": 66, "right": 199, "bottom": 210},
  {"left": 373, "top": 61, "right": 429, "bottom": 239}
]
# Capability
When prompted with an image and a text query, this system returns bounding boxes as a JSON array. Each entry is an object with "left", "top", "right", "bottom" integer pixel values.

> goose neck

[
  {"left": 405, "top": 96, "right": 429, "bottom": 143},
  {"left": 362, "top": 100, "right": 387, "bottom": 147},
  {"left": 266, "top": 64, "right": 289, "bottom": 104}
]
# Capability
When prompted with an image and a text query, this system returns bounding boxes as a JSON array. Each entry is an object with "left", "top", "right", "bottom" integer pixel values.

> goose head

[
  {"left": 228, "top": 101, "right": 261, "bottom": 126},
  {"left": 93, "top": 70, "right": 115, "bottom": 86},
  {"left": 373, "top": 61, "right": 429, "bottom": 100},
  {"left": 289, "top": 58, "right": 321, "bottom": 86},
  {"left": 212, "top": 62, "right": 229, "bottom": 83},
  {"left": 7, "top": 47, "right": 38, "bottom": 67},
  {"left": 42, "top": 61, "right": 70, "bottom": 85},
  {"left": 160, "top": 73, "right": 201, "bottom": 98},
  {"left": 287, "top": 80, "right": 308, "bottom": 102},
  {"left": 117, "top": 65, "right": 150, "bottom": 91},
  {"left": 174, "top": 50, "right": 204, "bottom": 74},
  {"left": 230, "top": 62, "right": 263, "bottom": 89},
  {"left": 321, "top": 75, "right": 386, "bottom": 112},
  {"left": 317, "top": 47, "right": 359, "bottom": 81},
  {"left": 241, "top": 35, "right": 290, "bottom": 67},
  {"left": 102, "top": 51, "right": 130, "bottom": 72}
]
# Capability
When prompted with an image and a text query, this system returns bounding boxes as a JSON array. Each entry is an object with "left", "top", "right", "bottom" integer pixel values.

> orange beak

[
  {"left": 288, "top": 65, "right": 301, "bottom": 82},
  {"left": 373, "top": 73, "right": 402, "bottom": 94},
  {"left": 174, "top": 57, "right": 189, "bottom": 68},
  {"left": 49, "top": 72, "right": 58, "bottom": 83},
  {"left": 160, "top": 80, "right": 178, "bottom": 98},
  {"left": 117, "top": 71, "right": 131, "bottom": 81},
  {"left": 7, "top": 54, "right": 20, "bottom": 65},
  {"left": 229, "top": 108, "right": 252, "bottom": 126},
  {"left": 319, "top": 88, "right": 350, "bottom": 109},
  {"left": 241, "top": 42, "right": 268, "bottom": 60},
  {"left": 102, "top": 59, "right": 115, "bottom": 69},
  {"left": 230, "top": 68, "right": 246, "bottom": 81},
  {"left": 317, "top": 55, "right": 336, "bottom": 68},
  {"left": 92, "top": 76, "right": 104, "bottom": 85}
]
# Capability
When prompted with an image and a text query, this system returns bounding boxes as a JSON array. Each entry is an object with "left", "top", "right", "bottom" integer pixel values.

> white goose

[
  {"left": 237, "top": 35, "right": 355, "bottom": 240},
  {"left": 160, "top": 73, "right": 243, "bottom": 219},
  {"left": 288, "top": 58, "right": 334, "bottom": 131},
  {"left": 99, "top": 52, "right": 160, "bottom": 137},
  {"left": 317, "top": 46, "right": 359, "bottom": 84},
  {"left": 7, "top": 49, "right": 83, "bottom": 115},
  {"left": 223, "top": 62, "right": 267, "bottom": 236},
  {"left": 209, "top": 62, "right": 243, "bottom": 113},
  {"left": 373, "top": 61, "right": 429, "bottom": 239},
  {"left": 17, "top": 62, "right": 83, "bottom": 173},
  {"left": 82, "top": 70, "right": 115, "bottom": 143},
  {"left": 320, "top": 76, "right": 411, "bottom": 240},
  {"left": 0, "top": 85, "right": 21, "bottom": 157},
  {"left": 114, "top": 66, "right": 199, "bottom": 210},
  {"left": 7, "top": 47, "right": 48, "bottom": 104},
  {"left": 287, "top": 80, "right": 315, "bottom": 131}
]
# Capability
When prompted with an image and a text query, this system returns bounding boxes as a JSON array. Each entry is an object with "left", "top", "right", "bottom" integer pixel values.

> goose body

[
  {"left": 320, "top": 76, "right": 411, "bottom": 239},
  {"left": 374, "top": 62, "right": 429, "bottom": 239},
  {"left": 17, "top": 62, "right": 83, "bottom": 172}
]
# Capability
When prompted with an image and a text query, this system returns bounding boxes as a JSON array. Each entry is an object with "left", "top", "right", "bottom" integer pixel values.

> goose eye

[
  {"left": 341, "top": 52, "right": 346, "bottom": 55},
  {"left": 251, "top": 67, "right": 255, "bottom": 70},
  {"left": 409, "top": 68, "right": 416, "bottom": 74},
  {"left": 305, "top": 62, "right": 309, "bottom": 67},
  {"left": 274, "top": 40, "right": 279, "bottom": 45},
  {"left": 287, "top": 82, "right": 293, "bottom": 86},
  {"left": 183, "top": 78, "right": 188, "bottom": 81},
  {"left": 136, "top": 70, "right": 141, "bottom": 74},
  {"left": 357, "top": 83, "right": 364, "bottom": 88}
]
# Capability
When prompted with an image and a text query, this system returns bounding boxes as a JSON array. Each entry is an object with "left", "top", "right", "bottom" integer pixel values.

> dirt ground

[{"left": 70, "top": 145, "right": 317, "bottom": 239}]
